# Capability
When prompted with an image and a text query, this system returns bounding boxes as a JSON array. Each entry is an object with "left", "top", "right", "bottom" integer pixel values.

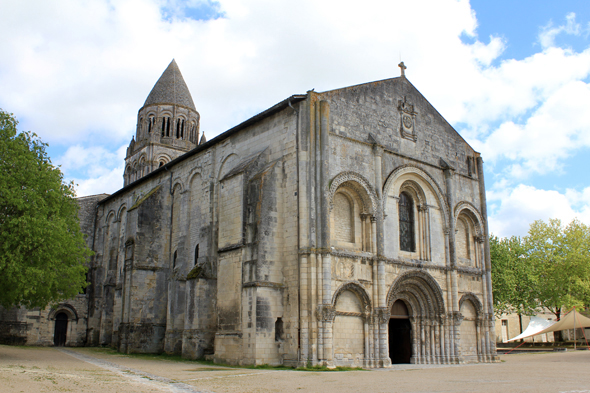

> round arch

[
  {"left": 386, "top": 270, "right": 446, "bottom": 317},
  {"left": 458, "top": 293, "right": 483, "bottom": 316},
  {"left": 383, "top": 165, "right": 449, "bottom": 227},
  {"left": 328, "top": 171, "right": 378, "bottom": 214},
  {"left": 331, "top": 281, "right": 372, "bottom": 312},
  {"left": 48, "top": 304, "right": 79, "bottom": 321},
  {"left": 218, "top": 153, "right": 240, "bottom": 180},
  {"left": 171, "top": 178, "right": 185, "bottom": 194},
  {"left": 116, "top": 204, "right": 127, "bottom": 221},
  {"left": 454, "top": 202, "right": 484, "bottom": 237}
]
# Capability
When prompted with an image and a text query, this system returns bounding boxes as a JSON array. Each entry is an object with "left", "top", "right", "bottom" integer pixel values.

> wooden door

[{"left": 54, "top": 313, "right": 68, "bottom": 346}]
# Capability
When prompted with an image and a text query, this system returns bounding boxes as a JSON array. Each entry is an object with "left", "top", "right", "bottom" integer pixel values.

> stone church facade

[{"left": 0, "top": 60, "right": 497, "bottom": 367}]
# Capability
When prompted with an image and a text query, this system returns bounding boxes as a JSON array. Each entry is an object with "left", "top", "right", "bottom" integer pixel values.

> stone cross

[{"left": 398, "top": 61, "right": 407, "bottom": 77}]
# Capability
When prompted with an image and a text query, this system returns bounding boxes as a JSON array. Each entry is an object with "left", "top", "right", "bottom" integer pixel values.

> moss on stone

[
  {"left": 186, "top": 265, "right": 203, "bottom": 280},
  {"left": 129, "top": 185, "right": 162, "bottom": 211}
]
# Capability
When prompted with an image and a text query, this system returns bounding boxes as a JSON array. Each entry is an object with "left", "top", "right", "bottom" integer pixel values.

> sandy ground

[{"left": 1, "top": 345, "right": 589, "bottom": 393}]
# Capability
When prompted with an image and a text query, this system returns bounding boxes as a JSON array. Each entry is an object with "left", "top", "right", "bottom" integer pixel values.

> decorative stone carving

[
  {"left": 328, "top": 171, "right": 378, "bottom": 214},
  {"left": 317, "top": 305, "right": 336, "bottom": 322},
  {"left": 398, "top": 96, "right": 417, "bottom": 141},
  {"left": 375, "top": 307, "right": 391, "bottom": 324},
  {"left": 452, "top": 311, "right": 464, "bottom": 325}
]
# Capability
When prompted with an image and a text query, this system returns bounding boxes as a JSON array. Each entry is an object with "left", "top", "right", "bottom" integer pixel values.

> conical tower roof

[{"left": 143, "top": 59, "right": 196, "bottom": 110}]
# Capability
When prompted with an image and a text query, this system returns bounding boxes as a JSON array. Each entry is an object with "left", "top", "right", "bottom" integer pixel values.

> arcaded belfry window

[
  {"left": 162, "top": 116, "right": 171, "bottom": 137},
  {"left": 399, "top": 192, "right": 415, "bottom": 252},
  {"left": 147, "top": 115, "right": 155, "bottom": 133}
]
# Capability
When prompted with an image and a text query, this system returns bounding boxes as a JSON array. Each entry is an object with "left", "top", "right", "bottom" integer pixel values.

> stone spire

[
  {"left": 124, "top": 60, "right": 200, "bottom": 187},
  {"left": 143, "top": 59, "right": 196, "bottom": 110}
]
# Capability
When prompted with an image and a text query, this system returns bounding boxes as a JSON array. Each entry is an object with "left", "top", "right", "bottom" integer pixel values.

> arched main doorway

[
  {"left": 386, "top": 270, "right": 447, "bottom": 364},
  {"left": 54, "top": 312, "right": 68, "bottom": 346},
  {"left": 389, "top": 299, "right": 412, "bottom": 364}
]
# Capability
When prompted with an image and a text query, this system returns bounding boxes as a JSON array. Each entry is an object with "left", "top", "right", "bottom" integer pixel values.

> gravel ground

[{"left": 1, "top": 345, "right": 589, "bottom": 393}]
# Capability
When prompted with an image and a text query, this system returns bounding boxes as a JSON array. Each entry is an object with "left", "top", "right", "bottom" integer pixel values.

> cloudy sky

[{"left": 1, "top": 0, "right": 589, "bottom": 238}]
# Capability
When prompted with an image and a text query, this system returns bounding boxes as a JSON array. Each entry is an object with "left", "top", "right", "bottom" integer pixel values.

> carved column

[
  {"left": 439, "top": 317, "right": 446, "bottom": 364},
  {"left": 419, "top": 317, "right": 425, "bottom": 363},
  {"left": 317, "top": 305, "right": 334, "bottom": 365},
  {"left": 409, "top": 316, "right": 418, "bottom": 364},
  {"left": 453, "top": 312, "right": 464, "bottom": 363},
  {"left": 376, "top": 307, "right": 391, "bottom": 367},
  {"left": 476, "top": 316, "right": 483, "bottom": 363},
  {"left": 429, "top": 320, "right": 436, "bottom": 364},
  {"left": 363, "top": 310, "right": 370, "bottom": 367}
]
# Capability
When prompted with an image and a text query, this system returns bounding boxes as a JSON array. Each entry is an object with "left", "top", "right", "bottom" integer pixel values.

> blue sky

[{"left": 1, "top": 0, "right": 590, "bottom": 238}]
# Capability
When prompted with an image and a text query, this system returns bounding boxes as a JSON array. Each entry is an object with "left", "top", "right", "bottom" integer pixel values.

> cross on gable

[{"left": 398, "top": 61, "right": 407, "bottom": 77}]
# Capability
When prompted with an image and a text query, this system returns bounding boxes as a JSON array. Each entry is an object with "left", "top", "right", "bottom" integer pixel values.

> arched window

[
  {"left": 176, "top": 118, "right": 185, "bottom": 139},
  {"left": 148, "top": 116, "right": 155, "bottom": 133},
  {"left": 161, "top": 116, "right": 171, "bottom": 137},
  {"left": 399, "top": 192, "right": 415, "bottom": 252}
]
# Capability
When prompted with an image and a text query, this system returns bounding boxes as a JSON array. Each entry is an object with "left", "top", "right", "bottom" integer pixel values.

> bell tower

[{"left": 124, "top": 60, "right": 200, "bottom": 186}]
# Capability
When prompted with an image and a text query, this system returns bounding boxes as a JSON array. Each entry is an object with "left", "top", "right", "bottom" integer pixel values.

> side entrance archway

[
  {"left": 388, "top": 299, "right": 412, "bottom": 363},
  {"left": 54, "top": 312, "right": 68, "bottom": 346}
]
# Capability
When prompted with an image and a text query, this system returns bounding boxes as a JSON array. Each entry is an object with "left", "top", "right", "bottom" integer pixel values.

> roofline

[
  {"left": 320, "top": 75, "right": 480, "bottom": 155},
  {"left": 99, "top": 94, "right": 307, "bottom": 205}
]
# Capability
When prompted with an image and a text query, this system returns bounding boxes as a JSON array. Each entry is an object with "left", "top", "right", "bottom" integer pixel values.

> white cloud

[
  {"left": 73, "top": 165, "right": 125, "bottom": 197},
  {"left": 475, "top": 79, "right": 590, "bottom": 178},
  {"left": 487, "top": 184, "right": 590, "bottom": 238},
  {"left": 0, "top": 0, "right": 498, "bottom": 145},
  {"left": 2, "top": 1, "right": 590, "bottom": 235},
  {"left": 55, "top": 144, "right": 127, "bottom": 196},
  {"left": 539, "top": 12, "right": 581, "bottom": 49}
]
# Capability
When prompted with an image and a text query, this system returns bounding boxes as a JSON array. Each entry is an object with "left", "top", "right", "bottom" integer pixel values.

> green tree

[
  {"left": 490, "top": 234, "right": 539, "bottom": 334},
  {"left": 526, "top": 219, "right": 590, "bottom": 327},
  {"left": 0, "top": 109, "right": 91, "bottom": 309}
]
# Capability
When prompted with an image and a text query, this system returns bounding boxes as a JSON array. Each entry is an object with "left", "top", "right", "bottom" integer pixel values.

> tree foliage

[
  {"left": 491, "top": 218, "right": 590, "bottom": 324},
  {"left": 0, "top": 109, "right": 92, "bottom": 309},
  {"left": 526, "top": 219, "right": 590, "bottom": 320},
  {"left": 490, "top": 235, "right": 539, "bottom": 317}
]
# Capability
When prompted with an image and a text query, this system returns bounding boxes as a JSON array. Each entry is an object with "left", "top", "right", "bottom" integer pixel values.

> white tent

[
  {"left": 507, "top": 309, "right": 590, "bottom": 348},
  {"left": 506, "top": 316, "right": 555, "bottom": 342}
]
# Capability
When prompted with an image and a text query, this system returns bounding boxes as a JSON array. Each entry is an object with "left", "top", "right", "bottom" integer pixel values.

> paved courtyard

[{"left": 0, "top": 345, "right": 589, "bottom": 392}]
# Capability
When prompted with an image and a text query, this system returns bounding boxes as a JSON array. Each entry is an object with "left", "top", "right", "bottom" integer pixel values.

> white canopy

[{"left": 507, "top": 309, "right": 590, "bottom": 342}]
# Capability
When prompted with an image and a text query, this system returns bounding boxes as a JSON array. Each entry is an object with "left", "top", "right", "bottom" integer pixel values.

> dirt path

[{"left": 1, "top": 345, "right": 589, "bottom": 392}]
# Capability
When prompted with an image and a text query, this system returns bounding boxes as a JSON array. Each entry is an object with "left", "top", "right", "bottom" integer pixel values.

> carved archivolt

[
  {"left": 458, "top": 292, "right": 484, "bottom": 316},
  {"left": 328, "top": 171, "right": 378, "bottom": 214},
  {"left": 386, "top": 270, "right": 446, "bottom": 317},
  {"left": 156, "top": 153, "right": 172, "bottom": 165},
  {"left": 331, "top": 280, "right": 373, "bottom": 311},
  {"left": 382, "top": 165, "right": 449, "bottom": 226},
  {"left": 454, "top": 201, "right": 484, "bottom": 237}
]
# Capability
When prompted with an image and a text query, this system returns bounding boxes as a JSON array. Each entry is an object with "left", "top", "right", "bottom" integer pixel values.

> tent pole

[{"left": 574, "top": 307, "right": 576, "bottom": 351}]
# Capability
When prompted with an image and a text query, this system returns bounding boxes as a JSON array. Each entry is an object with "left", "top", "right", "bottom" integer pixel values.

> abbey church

[{"left": 0, "top": 60, "right": 498, "bottom": 366}]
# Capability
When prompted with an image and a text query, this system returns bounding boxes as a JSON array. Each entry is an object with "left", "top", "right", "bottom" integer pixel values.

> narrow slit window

[
  {"left": 399, "top": 192, "right": 415, "bottom": 252},
  {"left": 275, "top": 318, "right": 284, "bottom": 341}
]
